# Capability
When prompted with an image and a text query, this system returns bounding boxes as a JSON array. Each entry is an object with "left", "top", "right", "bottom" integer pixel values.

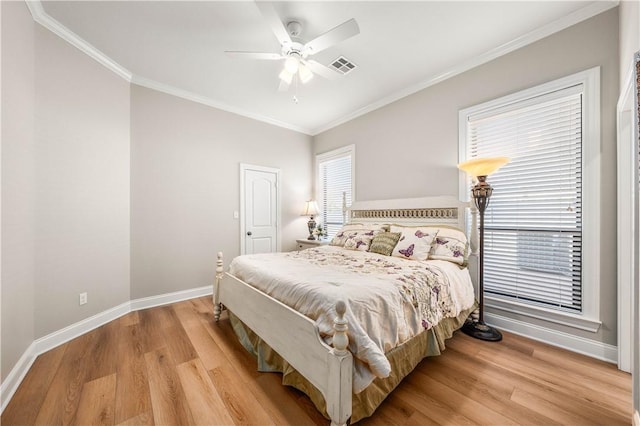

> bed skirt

[{"left": 228, "top": 304, "right": 475, "bottom": 423}]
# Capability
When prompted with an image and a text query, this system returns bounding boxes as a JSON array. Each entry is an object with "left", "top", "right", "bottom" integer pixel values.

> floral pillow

[
  {"left": 330, "top": 224, "right": 386, "bottom": 246},
  {"left": 343, "top": 230, "right": 379, "bottom": 251},
  {"left": 430, "top": 227, "right": 468, "bottom": 265},
  {"left": 390, "top": 226, "right": 438, "bottom": 261}
]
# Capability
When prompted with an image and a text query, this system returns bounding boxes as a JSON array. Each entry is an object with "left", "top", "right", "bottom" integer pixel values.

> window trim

[
  {"left": 458, "top": 67, "right": 601, "bottom": 332},
  {"left": 315, "top": 144, "right": 356, "bottom": 233}
]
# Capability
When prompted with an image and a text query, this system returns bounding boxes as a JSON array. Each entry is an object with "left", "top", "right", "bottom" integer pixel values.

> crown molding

[
  {"left": 25, "top": 1, "right": 132, "bottom": 81},
  {"left": 24, "top": 0, "right": 313, "bottom": 135},
  {"left": 310, "top": 0, "right": 619, "bottom": 135},
  {"left": 130, "top": 76, "right": 313, "bottom": 135}
]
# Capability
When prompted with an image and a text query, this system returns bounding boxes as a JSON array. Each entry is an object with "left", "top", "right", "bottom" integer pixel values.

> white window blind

[
  {"left": 317, "top": 146, "right": 354, "bottom": 237},
  {"left": 467, "top": 85, "right": 583, "bottom": 312}
]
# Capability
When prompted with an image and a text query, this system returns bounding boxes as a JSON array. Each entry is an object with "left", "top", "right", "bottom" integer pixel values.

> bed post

[
  {"left": 326, "top": 300, "right": 352, "bottom": 426},
  {"left": 214, "top": 251, "right": 223, "bottom": 322}
]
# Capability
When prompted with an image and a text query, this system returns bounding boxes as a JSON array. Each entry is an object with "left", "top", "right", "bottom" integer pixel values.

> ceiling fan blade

[
  {"left": 305, "top": 59, "right": 340, "bottom": 80},
  {"left": 225, "top": 51, "right": 283, "bottom": 60},
  {"left": 303, "top": 18, "right": 359, "bottom": 55},
  {"left": 278, "top": 79, "right": 290, "bottom": 92},
  {"left": 255, "top": 2, "right": 292, "bottom": 47}
]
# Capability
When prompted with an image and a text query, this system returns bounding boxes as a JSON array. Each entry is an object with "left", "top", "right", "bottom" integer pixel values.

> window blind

[
  {"left": 318, "top": 153, "right": 352, "bottom": 237},
  {"left": 467, "top": 85, "right": 583, "bottom": 312}
]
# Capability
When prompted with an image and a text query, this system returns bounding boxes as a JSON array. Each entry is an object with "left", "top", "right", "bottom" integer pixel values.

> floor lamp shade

[
  {"left": 301, "top": 200, "right": 319, "bottom": 240},
  {"left": 457, "top": 157, "right": 509, "bottom": 342}
]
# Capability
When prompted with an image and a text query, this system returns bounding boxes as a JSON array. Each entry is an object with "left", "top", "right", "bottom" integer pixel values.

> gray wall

[
  {"left": 1, "top": 1, "right": 36, "bottom": 382},
  {"left": 130, "top": 85, "right": 312, "bottom": 299},
  {"left": 32, "top": 24, "right": 131, "bottom": 338},
  {"left": 314, "top": 9, "right": 620, "bottom": 346}
]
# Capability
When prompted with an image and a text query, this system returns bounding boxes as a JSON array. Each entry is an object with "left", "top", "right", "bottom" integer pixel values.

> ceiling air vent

[{"left": 330, "top": 56, "right": 357, "bottom": 75}]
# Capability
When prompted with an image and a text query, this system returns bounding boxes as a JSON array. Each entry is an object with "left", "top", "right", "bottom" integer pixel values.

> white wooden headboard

[
  {"left": 347, "top": 196, "right": 469, "bottom": 231},
  {"left": 347, "top": 196, "right": 479, "bottom": 290}
]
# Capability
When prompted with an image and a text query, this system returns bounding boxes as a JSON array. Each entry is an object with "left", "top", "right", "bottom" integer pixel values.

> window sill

[{"left": 485, "top": 295, "right": 601, "bottom": 333}]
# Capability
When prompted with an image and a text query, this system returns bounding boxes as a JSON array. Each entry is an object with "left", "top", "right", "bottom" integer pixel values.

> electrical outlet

[{"left": 79, "top": 292, "right": 87, "bottom": 305}]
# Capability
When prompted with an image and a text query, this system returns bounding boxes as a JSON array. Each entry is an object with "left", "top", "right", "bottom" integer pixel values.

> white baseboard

[
  {"left": 633, "top": 410, "right": 639, "bottom": 426},
  {"left": 0, "top": 342, "right": 36, "bottom": 413},
  {"left": 486, "top": 312, "right": 618, "bottom": 363},
  {"left": 130, "top": 285, "right": 212, "bottom": 311},
  {"left": 33, "top": 301, "right": 131, "bottom": 355},
  {"left": 0, "top": 285, "right": 213, "bottom": 414}
]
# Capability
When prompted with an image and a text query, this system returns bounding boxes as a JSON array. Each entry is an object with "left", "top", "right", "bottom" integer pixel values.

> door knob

[{"left": 247, "top": 231, "right": 252, "bottom": 236}]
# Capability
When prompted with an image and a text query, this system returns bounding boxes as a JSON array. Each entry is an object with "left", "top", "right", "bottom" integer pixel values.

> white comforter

[{"left": 228, "top": 245, "right": 475, "bottom": 392}]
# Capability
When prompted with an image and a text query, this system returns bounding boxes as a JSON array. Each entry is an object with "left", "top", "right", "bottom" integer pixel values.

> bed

[{"left": 213, "top": 196, "right": 479, "bottom": 425}]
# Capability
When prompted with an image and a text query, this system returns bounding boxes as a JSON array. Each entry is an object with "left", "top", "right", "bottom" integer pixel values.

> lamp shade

[
  {"left": 298, "top": 63, "right": 314, "bottom": 84},
  {"left": 284, "top": 56, "right": 300, "bottom": 74},
  {"left": 301, "top": 200, "right": 319, "bottom": 217},
  {"left": 279, "top": 69, "right": 294, "bottom": 85},
  {"left": 457, "top": 157, "right": 509, "bottom": 177}
]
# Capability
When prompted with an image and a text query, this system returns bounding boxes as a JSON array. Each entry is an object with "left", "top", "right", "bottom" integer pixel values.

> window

[
  {"left": 459, "top": 68, "right": 600, "bottom": 330},
  {"left": 316, "top": 145, "right": 355, "bottom": 238}
]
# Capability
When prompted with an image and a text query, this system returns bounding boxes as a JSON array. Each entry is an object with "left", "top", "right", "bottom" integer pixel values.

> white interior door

[{"left": 240, "top": 164, "right": 280, "bottom": 255}]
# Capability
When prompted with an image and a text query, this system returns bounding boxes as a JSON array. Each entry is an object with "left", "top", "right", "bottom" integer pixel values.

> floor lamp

[{"left": 457, "top": 157, "right": 509, "bottom": 342}]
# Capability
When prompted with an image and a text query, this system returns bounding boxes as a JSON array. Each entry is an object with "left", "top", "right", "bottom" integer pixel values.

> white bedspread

[{"left": 228, "top": 245, "right": 475, "bottom": 393}]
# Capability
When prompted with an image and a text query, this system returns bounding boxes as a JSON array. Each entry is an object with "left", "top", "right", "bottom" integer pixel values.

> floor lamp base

[{"left": 461, "top": 320, "right": 503, "bottom": 342}]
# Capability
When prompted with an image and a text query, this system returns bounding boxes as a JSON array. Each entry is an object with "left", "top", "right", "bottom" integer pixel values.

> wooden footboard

[{"left": 213, "top": 252, "right": 353, "bottom": 426}]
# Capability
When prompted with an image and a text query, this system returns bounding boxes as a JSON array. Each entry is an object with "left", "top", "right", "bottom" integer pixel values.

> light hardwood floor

[{"left": 1, "top": 296, "right": 632, "bottom": 425}]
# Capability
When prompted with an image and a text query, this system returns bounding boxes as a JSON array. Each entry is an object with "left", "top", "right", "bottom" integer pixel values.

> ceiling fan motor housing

[{"left": 286, "top": 21, "right": 302, "bottom": 38}]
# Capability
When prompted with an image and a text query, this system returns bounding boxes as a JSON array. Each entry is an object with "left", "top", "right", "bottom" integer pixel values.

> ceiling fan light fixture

[
  {"left": 279, "top": 69, "right": 294, "bottom": 85},
  {"left": 284, "top": 55, "right": 300, "bottom": 74},
  {"left": 298, "top": 63, "right": 313, "bottom": 84}
]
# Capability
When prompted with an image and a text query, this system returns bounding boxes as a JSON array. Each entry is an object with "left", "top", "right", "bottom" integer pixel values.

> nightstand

[{"left": 295, "top": 239, "right": 330, "bottom": 251}]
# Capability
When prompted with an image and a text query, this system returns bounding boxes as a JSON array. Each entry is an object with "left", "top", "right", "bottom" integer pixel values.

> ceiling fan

[{"left": 225, "top": 2, "right": 360, "bottom": 92}]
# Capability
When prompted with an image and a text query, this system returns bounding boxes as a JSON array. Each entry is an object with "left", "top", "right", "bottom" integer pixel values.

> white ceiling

[{"left": 37, "top": 1, "right": 616, "bottom": 135}]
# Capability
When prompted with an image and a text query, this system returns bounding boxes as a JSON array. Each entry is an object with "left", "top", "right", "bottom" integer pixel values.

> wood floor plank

[
  {"left": 403, "top": 410, "right": 440, "bottom": 426},
  {"left": 85, "top": 320, "right": 119, "bottom": 382},
  {"left": 119, "top": 311, "right": 140, "bottom": 327},
  {"left": 144, "top": 347, "right": 195, "bottom": 426},
  {"left": 0, "top": 343, "right": 67, "bottom": 425},
  {"left": 423, "top": 345, "right": 563, "bottom": 425},
  {"left": 3, "top": 296, "right": 631, "bottom": 426},
  {"left": 163, "top": 324, "right": 198, "bottom": 365},
  {"left": 511, "top": 387, "right": 606, "bottom": 426},
  {"left": 175, "top": 358, "right": 234, "bottom": 425},
  {"left": 208, "top": 364, "right": 276, "bottom": 425},
  {"left": 114, "top": 324, "right": 152, "bottom": 424},
  {"left": 137, "top": 309, "right": 166, "bottom": 354},
  {"left": 199, "top": 315, "right": 262, "bottom": 384},
  {"left": 114, "top": 411, "right": 153, "bottom": 426},
  {"left": 173, "top": 302, "right": 229, "bottom": 370},
  {"left": 405, "top": 367, "right": 519, "bottom": 425},
  {"left": 392, "top": 381, "right": 477, "bottom": 425},
  {"left": 532, "top": 342, "right": 631, "bottom": 391},
  {"left": 33, "top": 331, "right": 99, "bottom": 425},
  {"left": 477, "top": 344, "right": 631, "bottom": 415},
  {"left": 74, "top": 373, "right": 117, "bottom": 426},
  {"left": 252, "top": 372, "right": 324, "bottom": 425},
  {"left": 357, "top": 392, "right": 415, "bottom": 426}
]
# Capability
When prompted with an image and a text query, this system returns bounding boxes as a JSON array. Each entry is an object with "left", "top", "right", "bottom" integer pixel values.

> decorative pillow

[
  {"left": 430, "top": 227, "right": 468, "bottom": 265},
  {"left": 343, "top": 230, "right": 379, "bottom": 251},
  {"left": 390, "top": 226, "right": 438, "bottom": 261},
  {"left": 330, "top": 223, "right": 386, "bottom": 246},
  {"left": 369, "top": 232, "right": 401, "bottom": 256}
]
